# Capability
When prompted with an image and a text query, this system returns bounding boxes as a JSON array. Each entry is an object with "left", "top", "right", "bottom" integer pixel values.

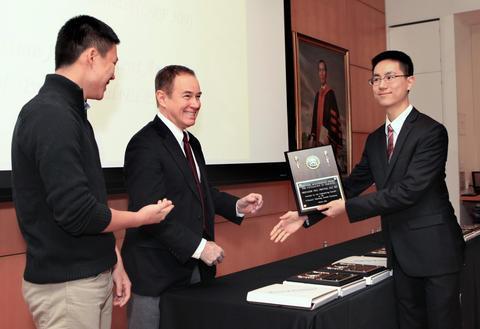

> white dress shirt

[
  {"left": 156, "top": 112, "right": 243, "bottom": 260},
  {"left": 156, "top": 112, "right": 206, "bottom": 258},
  {"left": 385, "top": 104, "right": 413, "bottom": 148}
]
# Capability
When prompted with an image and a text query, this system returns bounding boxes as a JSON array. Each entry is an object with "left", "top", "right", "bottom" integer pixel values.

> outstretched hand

[
  {"left": 137, "top": 199, "right": 174, "bottom": 226},
  {"left": 270, "top": 211, "right": 306, "bottom": 243}
]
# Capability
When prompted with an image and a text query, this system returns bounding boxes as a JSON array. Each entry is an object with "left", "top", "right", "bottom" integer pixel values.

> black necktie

[{"left": 183, "top": 132, "right": 206, "bottom": 230}]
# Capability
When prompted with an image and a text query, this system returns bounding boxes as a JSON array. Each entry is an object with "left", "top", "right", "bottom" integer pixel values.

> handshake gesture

[{"left": 270, "top": 199, "right": 346, "bottom": 243}]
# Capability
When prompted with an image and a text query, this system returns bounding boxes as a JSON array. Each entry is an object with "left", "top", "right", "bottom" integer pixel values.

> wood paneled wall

[
  {"left": 0, "top": 182, "right": 380, "bottom": 329},
  {"left": 0, "top": 1, "right": 385, "bottom": 328},
  {"left": 291, "top": 0, "right": 386, "bottom": 155}
]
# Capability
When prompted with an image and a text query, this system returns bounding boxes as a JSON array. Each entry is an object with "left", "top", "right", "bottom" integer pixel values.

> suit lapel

[
  {"left": 184, "top": 131, "right": 215, "bottom": 237},
  {"left": 376, "top": 129, "right": 388, "bottom": 173},
  {"left": 190, "top": 136, "right": 214, "bottom": 215},
  {"left": 369, "top": 128, "right": 388, "bottom": 189},
  {"left": 384, "top": 108, "right": 419, "bottom": 182},
  {"left": 152, "top": 116, "right": 202, "bottom": 202}
]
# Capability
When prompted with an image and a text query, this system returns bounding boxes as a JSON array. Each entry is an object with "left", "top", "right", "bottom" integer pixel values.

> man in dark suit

[
  {"left": 121, "top": 65, "right": 263, "bottom": 329},
  {"left": 271, "top": 51, "right": 464, "bottom": 329}
]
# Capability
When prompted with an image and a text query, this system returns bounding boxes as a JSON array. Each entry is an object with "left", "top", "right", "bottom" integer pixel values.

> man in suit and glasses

[{"left": 271, "top": 50, "right": 464, "bottom": 329}]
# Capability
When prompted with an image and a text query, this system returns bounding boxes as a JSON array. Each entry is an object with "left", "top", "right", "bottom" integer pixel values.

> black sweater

[{"left": 11, "top": 74, "right": 116, "bottom": 283}]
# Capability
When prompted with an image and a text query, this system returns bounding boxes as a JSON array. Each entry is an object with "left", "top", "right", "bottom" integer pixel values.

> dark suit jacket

[
  {"left": 307, "top": 108, "right": 464, "bottom": 277},
  {"left": 121, "top": 116, "right": 242, "bottom": 296}
]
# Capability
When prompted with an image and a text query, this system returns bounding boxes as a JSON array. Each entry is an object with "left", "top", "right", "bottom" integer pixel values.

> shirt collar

[
  {"left": 156, "top": 111, "right": 189, "bottom": 145},
  {"left": 385, "top": 104, "right": 413, "bottom": 135}
]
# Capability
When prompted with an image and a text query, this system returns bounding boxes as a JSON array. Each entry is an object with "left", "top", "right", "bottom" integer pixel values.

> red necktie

[
  {"left": 183, "top": 132, "right": 206, "bottom": 230},
  {"left": 387, "top": 124, "right": 394, "bottom": 161}
]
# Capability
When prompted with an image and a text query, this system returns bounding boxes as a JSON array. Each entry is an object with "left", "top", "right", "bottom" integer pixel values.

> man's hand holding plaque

[
  {"left": 271, "top": 145, "right": 346, "bottom": 243},
  {"left": 317, "top": 199, "right": 345, "bottom": 218}
]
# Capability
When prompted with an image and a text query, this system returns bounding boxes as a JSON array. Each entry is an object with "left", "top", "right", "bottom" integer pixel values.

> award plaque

[{"left": 285, "top": 145, "right": 345, "bottom": 215}]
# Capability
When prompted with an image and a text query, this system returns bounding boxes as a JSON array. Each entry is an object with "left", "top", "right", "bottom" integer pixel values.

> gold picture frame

[{"left": 293, "top": 33, "right": 351, "bottom": 175}]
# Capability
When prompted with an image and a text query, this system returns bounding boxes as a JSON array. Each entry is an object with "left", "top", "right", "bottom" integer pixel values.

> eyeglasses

[{"left": 368, "top": 74, "right": 409, "bottom": 86}]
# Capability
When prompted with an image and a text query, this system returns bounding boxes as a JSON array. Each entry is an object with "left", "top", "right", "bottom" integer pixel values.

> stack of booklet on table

[
  {"left": 284, "top": 268, "right": 366, "bottom": 297},
  {"left": 246, "top": 267, "right": 366, "bottom": 310},
  {"left": 246, "top": 249, "right": 392, "bottom": 310},
  {"left": 246, "top": 283, "right": 339, "bottom": 310}
]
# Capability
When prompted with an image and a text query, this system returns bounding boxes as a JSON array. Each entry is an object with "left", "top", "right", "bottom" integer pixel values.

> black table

[
  {"left": 161, "top": 232, "right": 480, "bottom": 329},
  {"left": 461, "top": 235, "right": 480, "bottom": 329},
  {"left": 161, "top": 233, "right": 398, "bottom": 329}
]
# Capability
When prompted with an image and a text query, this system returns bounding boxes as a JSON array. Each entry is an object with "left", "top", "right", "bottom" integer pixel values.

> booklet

[
  {"left": 322, "top": 263, "right": 385, "bottom": 276},
  {"left": 285, "top": 270, "right": 361, "bottom": 287},
  {"left": 334, "top": 255, "right": 388, "bottom": 268},
  {"left": 284, "top": 264, "right": 379, "bottom": 293},
  {"left": 246, "top": 283, "right": 338, "bottom": 310},
  {"left": 332, "top": 256, "right": 392, "bottom": 285},
  {"left": 283, "top": 278, "right": 366, "bottom": 297}
]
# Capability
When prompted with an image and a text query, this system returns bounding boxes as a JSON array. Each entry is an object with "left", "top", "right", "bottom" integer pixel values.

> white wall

[
  {"left": 455, "top": 17, "right": 476, "bottom": 187},
  {"left": 472, "top": 25, "right": 480, "bottom": 172},
  {"left": 440, "top": 15, "right": 462, "bottom": 214},
  {"left": 0, "top": 0, "right": 289, "bottom": 169},
  {"left": 388, "top": 20, "right": 443, "bottom": 123},
  {"left": 385, "top": 0, "right": 480, "bottom": 219},
  {"left": 387, "top": 0, "right": 480, "bottom": 26},
  {"left": 467, "top": 24, "right": 480, "bottom": 171}
]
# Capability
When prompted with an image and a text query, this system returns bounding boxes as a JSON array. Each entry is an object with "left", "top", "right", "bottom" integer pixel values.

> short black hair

[
  {"left": 371, "top": 50, "right": 414, "bottom": 76},
  {"left": 155, "top": 65, "right": 196, "bottom": 96},
  {"left": 55, "top": 15, "right": 120, "bottom": 70}
]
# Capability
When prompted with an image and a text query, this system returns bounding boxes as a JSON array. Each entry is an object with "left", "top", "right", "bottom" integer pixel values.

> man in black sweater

[{"left": 11, "top": 15, "right": 173, "bottom": 329}]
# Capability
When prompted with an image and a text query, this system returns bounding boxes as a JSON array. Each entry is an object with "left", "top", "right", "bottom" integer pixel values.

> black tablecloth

[
  {"left": 160, "top": 232, "right": 480, "bottom": 329},
  {"left": 461, "top": 235, "right": 480, "bottom": 329},
  {"left": 160, "top": 233, "right": 398, "bottom": 329}
]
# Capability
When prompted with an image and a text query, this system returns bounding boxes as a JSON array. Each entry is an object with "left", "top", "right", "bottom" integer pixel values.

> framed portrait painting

[{"left": 293, "top": 33, "right": 351, "bottom": 175}]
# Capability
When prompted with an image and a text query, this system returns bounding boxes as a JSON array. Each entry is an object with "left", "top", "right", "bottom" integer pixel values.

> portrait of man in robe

[{"left": 294, "top": 35, "right": 350, "bottom": 175}]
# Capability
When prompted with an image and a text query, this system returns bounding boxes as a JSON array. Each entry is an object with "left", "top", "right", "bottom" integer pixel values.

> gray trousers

[{"left": 127, "top": 266, "right": 201, "bottom": 329}]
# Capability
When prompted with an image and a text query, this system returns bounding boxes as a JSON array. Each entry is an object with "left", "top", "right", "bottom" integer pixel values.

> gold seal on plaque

[{"left": 305, "top": 155, "right": 320, "bottom": 169}]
